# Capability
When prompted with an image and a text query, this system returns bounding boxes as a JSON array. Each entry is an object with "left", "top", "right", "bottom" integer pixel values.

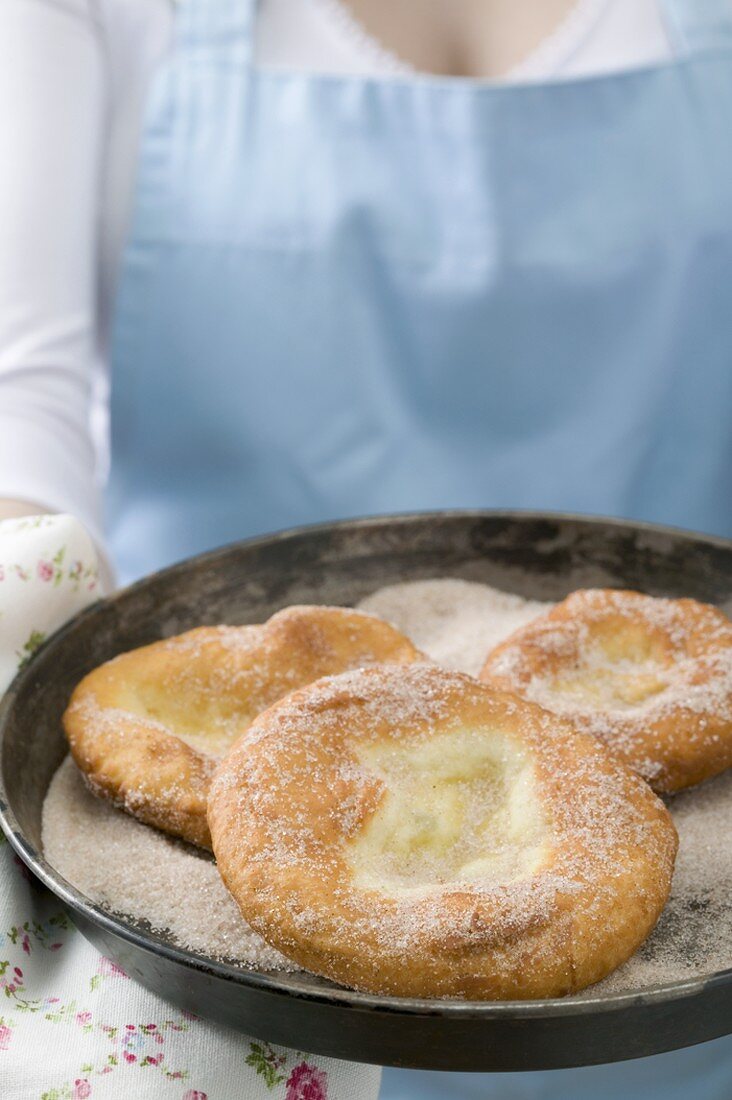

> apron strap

[
  {"left": 173, "top": 0, "right": 256, "bottom": 64},
  {"left": 660, "top": 0, "right": 732, "bottom": 55}
]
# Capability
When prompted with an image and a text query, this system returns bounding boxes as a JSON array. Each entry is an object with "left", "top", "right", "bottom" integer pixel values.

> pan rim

[{"left": 1, "top": 507, "right": 731, "bottom": 1023}]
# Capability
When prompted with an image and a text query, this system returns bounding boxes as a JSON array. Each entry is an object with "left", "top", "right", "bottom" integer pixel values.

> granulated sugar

[
  {"left": 43, "top": 755, "right": 292, "bottom": 970},
  {"left": 600, "top": 766, "right": 732, "bottom": 993},
  {"left": 358, "top": 578, "right": 549, "bottom": 676},
  {"left": 41, "top": 578, "right": 732, "bottom": 993}
]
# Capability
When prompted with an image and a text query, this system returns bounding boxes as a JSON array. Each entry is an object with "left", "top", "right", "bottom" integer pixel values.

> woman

[{"left": 0, "top": 0, "right": 730, "bottom": 1096}]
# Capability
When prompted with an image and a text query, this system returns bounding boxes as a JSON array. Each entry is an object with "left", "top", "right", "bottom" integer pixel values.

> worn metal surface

[{"left": 0, "top": 511, "right": 730, "bottom": 1070}]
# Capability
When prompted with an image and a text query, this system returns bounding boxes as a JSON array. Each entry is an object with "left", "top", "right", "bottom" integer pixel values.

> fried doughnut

[
  {"left": 208, "top": 664, "right": 677, "bottom": 999},
  {"left": 480, "top": 588, "right": 732, "bottom": 793},
  {"left": 63, "top": 606, "right": 421, "bottom": 849}
]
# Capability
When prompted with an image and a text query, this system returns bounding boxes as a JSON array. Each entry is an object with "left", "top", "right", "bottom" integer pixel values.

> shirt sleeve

[{"left": 0, "top": 0, "right": 109, "bottom": 559}]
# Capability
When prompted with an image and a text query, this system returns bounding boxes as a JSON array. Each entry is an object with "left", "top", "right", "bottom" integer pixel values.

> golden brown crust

[
  {"left": 63, "top": 606, "right": 422, "bottom": 849},
  {"left": 479, "top": 588, "right": 732, "bottom": 793},
  {"left": 208, "top": 664, "right": 677, "bottom": 999}
]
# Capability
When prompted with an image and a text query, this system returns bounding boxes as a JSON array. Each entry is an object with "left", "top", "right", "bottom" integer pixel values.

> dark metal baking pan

[{"left": 0, "top": 511, "right": 730, "bottom": 1071}]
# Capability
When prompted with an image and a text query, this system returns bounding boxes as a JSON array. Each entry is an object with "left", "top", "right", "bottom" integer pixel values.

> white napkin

[{"left": 0, "top": 514, "right": 381, "bottom": 1100}]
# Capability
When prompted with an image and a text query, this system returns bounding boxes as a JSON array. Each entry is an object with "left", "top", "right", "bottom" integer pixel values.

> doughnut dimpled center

[
  {"left": 348, "top": 728, "right": 550, "bottom": 895},
  {"left": 550, "top": 620, "right": 670, "bottom": 709},
  {"left": 107, "top": 664, "right": 257, "bottom": 757}
]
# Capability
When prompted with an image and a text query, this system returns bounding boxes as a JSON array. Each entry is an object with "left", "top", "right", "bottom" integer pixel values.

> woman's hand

[
  {"left": 0, "top": 513, "right": 101, "bottom": 693},
  {"left": 0, "top": 504, "right": 114, "bottom": 594}
]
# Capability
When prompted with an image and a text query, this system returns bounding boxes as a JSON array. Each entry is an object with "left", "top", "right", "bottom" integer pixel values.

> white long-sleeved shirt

[{"left": 0, "top": 0, "right": 673, "bottom": 556}]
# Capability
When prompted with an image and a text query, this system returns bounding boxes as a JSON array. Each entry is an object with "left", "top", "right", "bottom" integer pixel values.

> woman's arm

[{"left": 0, "top": 0, "right": 106, "bottom": 548}]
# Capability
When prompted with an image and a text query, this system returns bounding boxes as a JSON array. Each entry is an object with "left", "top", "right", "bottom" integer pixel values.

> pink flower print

[
  {"left": 1, "top": 966, "right": 25, "bottom": 995},
  {"left": 76, "top": 1011, "right": 92, "bottom": 1027},
  {"left": 72, "top": 1080, "right": 91, "bottom": 1099},
  {"left": 182, "top": 1091, "right": 207, "bottom": 1100},
  {"left": 286, "top": 1062, "right": 328, "bottom": 1100},
  {"left": 0, "top": 1024, "right": 12, "bottom": 1051},
  {"left": 122, "top": 1022, "right": 162, "bottom": 1065},
  {"left": 98, "top": 957, "right": 128, "bottom": 979},
  {"left": 122, "top": 1025, "right": 139, "bottom": 1063},
  {"left": 37, "top": 559, "right": 53, "bottom": 582}
]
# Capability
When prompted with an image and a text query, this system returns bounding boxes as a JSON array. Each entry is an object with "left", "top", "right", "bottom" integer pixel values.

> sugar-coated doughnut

[
  {"left": 208, "top": 664, "right": 677, "bottom": 999},
  {"left": 63, "top": 606, "right": 421, "bottom": 849},
  {"left": 480, "top": 588, "right": 732, "bottom": 792}
]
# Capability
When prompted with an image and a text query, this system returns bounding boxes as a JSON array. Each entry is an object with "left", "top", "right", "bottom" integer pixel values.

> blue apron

[{"left": 109, "top": 0, "right": 732, "bottom": 1094}]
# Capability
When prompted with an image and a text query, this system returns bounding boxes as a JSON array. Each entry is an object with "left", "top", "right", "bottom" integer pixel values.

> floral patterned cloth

[{"left": 0, "top": 515, "right": 382, "bottom": 1100}]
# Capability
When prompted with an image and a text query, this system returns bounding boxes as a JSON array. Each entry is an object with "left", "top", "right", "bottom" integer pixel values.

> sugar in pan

[
  {"left": 43, "top": 755, "right": 292, "bottom": 971},
  {"left": 42, "top": 579, "right": 732, "bottom": 992}
]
